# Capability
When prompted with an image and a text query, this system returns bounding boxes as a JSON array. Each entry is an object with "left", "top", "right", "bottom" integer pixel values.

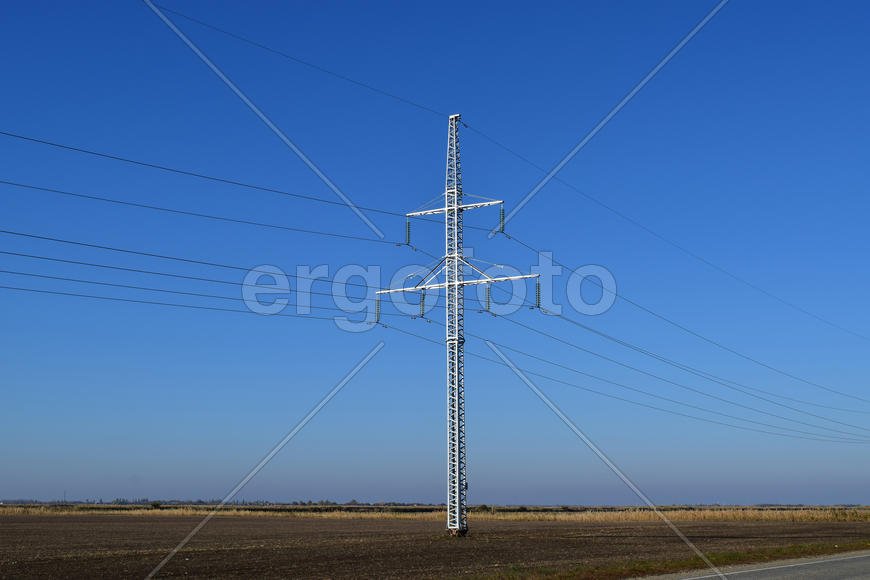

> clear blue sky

[{"left": 2, "top": 0, "right": 869, "bottom": 506}]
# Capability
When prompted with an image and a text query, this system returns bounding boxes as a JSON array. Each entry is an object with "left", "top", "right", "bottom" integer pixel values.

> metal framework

[{"left": 378, "top": 114, "right": 537, "bottom": 535}]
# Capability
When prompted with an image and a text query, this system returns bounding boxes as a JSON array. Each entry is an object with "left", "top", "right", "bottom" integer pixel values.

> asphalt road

[{"left": 649, "top": 550, "right": 870, "bottom": 579}]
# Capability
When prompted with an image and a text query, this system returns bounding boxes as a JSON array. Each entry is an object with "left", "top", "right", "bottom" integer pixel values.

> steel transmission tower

[{"left": 378, "top": 114, "right": 538, "bottom": 535}]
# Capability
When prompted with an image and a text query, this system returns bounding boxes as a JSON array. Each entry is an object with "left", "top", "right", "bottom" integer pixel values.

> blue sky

[{"left": 2, "top": 0, "right": 869, "bottom": 506}]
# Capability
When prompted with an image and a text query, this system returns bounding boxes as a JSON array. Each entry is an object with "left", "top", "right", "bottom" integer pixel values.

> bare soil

[{"left": 2, "top": 515, "right": 869, "bottom": 578}]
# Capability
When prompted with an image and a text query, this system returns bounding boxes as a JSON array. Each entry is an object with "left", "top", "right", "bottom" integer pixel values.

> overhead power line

[
  {"left": 4, "top": 225, "right": 865, "bottom": 420},
  {"left": 545, "top": 299, "right": 870, "bottom": 410},
  {"left": 5, "top": 8, "right": 854, "bottom": 413},
  {"left": 0, "top": 256, "right": 476, "bottom": 313},
  {"left": 0, "top": 282, "right": 858, "bottom": 445},
  {"left": 0, "top": 270, "right": 417, "bottom": 319},
  {"left": 547, "top": 312, "right": 870, "bottom": 415},
  {"left": 459, "top": 249, "right": 870, "bottom": 414},
  {"left": 477, "top": 337, "right": 869, "bottom": 442},
  {"left": 0, "top": 237, "right": 477, "bottom": 312},
  {"left": 0, "top": 179, "right": 423, "bottom": 249},
  {"left": 467, "top": 323, "right": 870, "bottom": 440},
  {"left": 0, "top": 129, "right": 471, "bottom": 231},
  {"left": 416, "top": 312, "right": 870, "bottom": 440},
  {"left": 392, "top": 323, "right": 866, "bottom": 445},
  {"left": 1, "top": 261, "right": 842, "bottom": 440},
  {"left": 0, "top": 228, "right": 403, "bottom": 296},
  {"left": 2, "top": 167, "right": 856, "bottom": 411},
  {"left": 0, "top": 283, "right": 344, "bottom": 322},
  {"left": 472, "top": 137, "right": 870, "bottom": 344},
  {"left": 154, "top": 4, "right": 449, "bottom": 119},
  {"left": 4, "top": 130, "right": 860, "bottom": 401},
  {"left": 503, "top": 311, "right": 867, "bottom": 415},
  {"left": 4, "top": 127, "right": 863, "bottom": 407},
  {"left": 5, "top": 126, "right": 864, "bottom": 403},
  {"left": 146, "top": 5, "right": 870, "bottom": 344},
  {"left": 488, "top": 312, "right": 870, "bottom": 437},
  {"left": 0, "top": 208, "right": 854, "bottom": 416},
  {"left": 0, "top": 234, "right": 476, "bottom": 313},
  {"left": 13, "top": 261, "right": 817, "bottom": 440},
  {"left": 6, "top": 245, "right": 861, "bottom": 439},
  {"left": 503, "top": 234, "right": 870, "bottom": 406},
  {"left": 0, "top": 249, "right": 375, "bottom": 293}
]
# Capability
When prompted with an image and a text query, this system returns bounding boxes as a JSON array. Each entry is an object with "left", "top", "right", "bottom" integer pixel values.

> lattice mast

[
  {"left": 377, "top": 114, "right": 538, "bottom": 536},
  {"left": 444, "top": 114, "right": 466, "bottom": 533}
]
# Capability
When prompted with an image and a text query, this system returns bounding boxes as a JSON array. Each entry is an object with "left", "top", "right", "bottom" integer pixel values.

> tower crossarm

[
  {"left": 406, "top": 200, "right": 502, "bottom": 217},
  {"left": 376, "top": 273, "right": 538, "bottom": 295}
]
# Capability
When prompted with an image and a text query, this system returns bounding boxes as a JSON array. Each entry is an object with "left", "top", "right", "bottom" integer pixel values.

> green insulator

[
  {"left": 375, "top": 297, "right": 380, "bottom": 324},
  {"left": 485, "top": 285, "right": 491, "bottom": 312},
  {"left": 535, "top": 280, "right": 541, "bottom": 308},
  {"left": 405, "top": 219, "right": 411, "bottom": 245},
  {"left": 420, "top": 293, "right": 425, "bottom": 317},
  {"left": 499, "top": 205, "right": 505, "bottom": 233}
]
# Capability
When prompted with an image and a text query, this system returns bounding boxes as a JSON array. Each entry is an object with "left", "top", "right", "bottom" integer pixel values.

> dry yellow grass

[
  {"left": 479, "top": 507, "right": 870, "bottom": 523},
  {"left": 0, "top": 505, "right": 442, "bottom": 520},
  {"left": 3, "top": 504, "right": 870, "bottom": 522}
]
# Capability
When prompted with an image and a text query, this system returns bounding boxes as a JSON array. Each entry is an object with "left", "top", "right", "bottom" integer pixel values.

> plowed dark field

[{"left": 2, "top": 515, "right": 870, "bottom": 578}]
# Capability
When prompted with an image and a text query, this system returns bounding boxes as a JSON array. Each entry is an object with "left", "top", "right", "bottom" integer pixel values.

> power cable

[
  {"left": 0, "top": 228, "right": 418, "bottom": 291},
  {"left": 141, "top": 5, "right": 870, "bottom": 344},
  {"left": 5, "top": 226, "right": 863, "bottom": 426},
  {"left": 154, "top": 4, "right": 449, "bottom": 119},
  {"left": 0, "top": 270, "right": 417, "bottom": 319},
  {"left": 0, "top": 282, "right": 858, "bottom": 444},
  {"left": 505, "top": 233, "right": 870, "bottom": 405},
  {"left": 0, "top": 179, "right": 416, "bottom": 248},
  {"left": 6, "top": 246, "right": 861, "bottom": 438},
  {"left": 489, "top": 312, "right": 870, "bottom": 437},
  {"left": 381, "top": 323, "right": 865, "bottom": 445},
  {"left": 0, "top": 130, "right": 468, "bottom": 231},
  {"left": 4, "top": 126, "right": 862, "bottom": 407},
  {"left": 471, "top": 334, "right": 870, "bottom": 442},
  {"left": 3, "top": 134, "right": 858, "bottom": 409}
]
